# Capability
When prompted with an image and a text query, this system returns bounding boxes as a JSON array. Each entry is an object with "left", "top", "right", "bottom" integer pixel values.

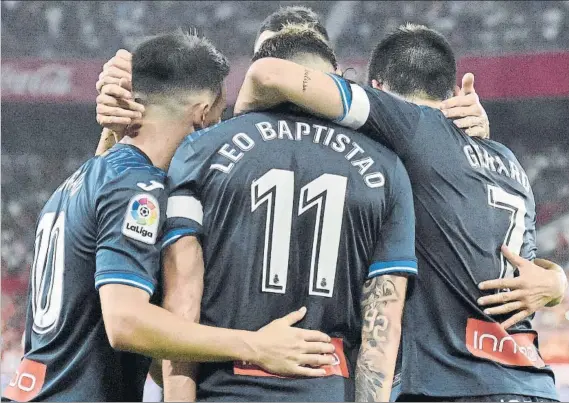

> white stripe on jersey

[
  {"left": 166, "top": 195, "right": 204, "bottom": 224},
  {"left": 368, "top": 266, "right": 418, "bottom": 278},
  {"left": 337, "top": 84, "right": 371, "bottom": 130},
  {"left": 95, "top": 278, "right": 154, "bottom": 296}
]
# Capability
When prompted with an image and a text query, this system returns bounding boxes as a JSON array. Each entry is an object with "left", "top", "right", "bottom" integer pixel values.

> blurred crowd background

[
  {"left": 2, "top": 1, "right": 569, "bottom": 400},
  {"left": 2, "top": 0, "right": 569, "bottom": 58}
]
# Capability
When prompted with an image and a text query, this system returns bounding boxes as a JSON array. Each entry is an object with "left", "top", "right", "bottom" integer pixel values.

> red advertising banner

[
  {"left": 2, "top": 52, "right": 568, "bottom": 104},
  {"left": 330, "top": 52, "right": 569, "bottom": 100},
  {"left": 2, "top": 59, "right": 102, "bottom": 103},
  {"left": 457, "top": 52, "right": 569, "bottom": 100}
]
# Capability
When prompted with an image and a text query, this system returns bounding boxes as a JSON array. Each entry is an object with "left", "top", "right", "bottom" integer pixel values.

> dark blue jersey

[
  {"left": 163, "top": 111, "right": 417, "bottom": 402},
  {"left": 330, "top": 77, "right": 558, "bottom": 401},
  {"left": 2, "top": 144, "right": 167, "bottom": 402}
]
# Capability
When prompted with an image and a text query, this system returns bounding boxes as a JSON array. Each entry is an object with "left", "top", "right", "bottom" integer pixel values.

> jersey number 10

[
  {"left": 30, "top": 212, "right": 65, "bottom": 334},
  {"left": 252, "top": 169, "right": 347, "bottom": 298}
]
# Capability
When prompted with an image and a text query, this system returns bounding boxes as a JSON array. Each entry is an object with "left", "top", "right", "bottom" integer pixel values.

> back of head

[
  {"left": 132, "top": 30, "right": 230, "bottom": 107},
  {"left": 252, "top": 25, "right": 338, "bottom": 72},
  {"left": 255, "top": 6, "right": 329, "bottom": 52},
  {"left": 368, "top": 23, "right": 456, "bottom": 101}
]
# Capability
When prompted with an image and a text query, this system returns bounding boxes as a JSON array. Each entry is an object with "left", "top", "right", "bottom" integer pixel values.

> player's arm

[
  {"left": 94, "top": 50, "right": 144, "bottom": 156},
  {"left": 535, "top": 258, "right": 568, "bottom": 306},
  {"left": 235, "top": 58, "right": 419, "bottom": 155},
  {"left": 99, "top": 270, "right": 335, "bottom": 374},
  {"left": 440, "top": 73, "right": 490, "bottom": 139},
  {"left": 357, "top": 275, "right": 408, "bottom": 402},
  {"left": 96, "top": 173, "right": 336, "bottom": 376},
  {"left": 477, "top": 246, "right": 568, "bottom": 329},
  {"left": 95, "top": 128, "right": 121, "bottom": 156},
  {"left": 477, "top": 184, "right": 567, "bottom": 329},
  {"left": 356, "top": 158, "right": 417, "bottom": 402},
  {"left": 234, "top": 58, "right": 489, "bottom": 147},
  {"left": 160, "top": 236, "right": 204, "bottom": 402},
  {"left": 234, "top": 58, "right": 343, "bottom": 119}
]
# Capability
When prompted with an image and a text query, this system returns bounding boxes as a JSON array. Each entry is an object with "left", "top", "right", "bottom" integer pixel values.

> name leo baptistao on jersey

[
  {"left": 2, "top": 144, "right": 167, "bottom": 402},
  {"left": 163, "top": 110, "right": 417, "bottom": 402}
]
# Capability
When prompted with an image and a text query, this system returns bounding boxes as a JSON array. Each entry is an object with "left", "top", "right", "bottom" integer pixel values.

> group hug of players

[{"left": 3, "top": 5, "right": 568, "bottom": 403}]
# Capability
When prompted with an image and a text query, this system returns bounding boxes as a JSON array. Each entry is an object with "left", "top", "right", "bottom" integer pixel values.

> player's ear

[
  {"left": 371, "top": 79, "right": 383, "bottom": 90},
  {"left": 191, "top": 102, "right": 211, "bottom": 130}
]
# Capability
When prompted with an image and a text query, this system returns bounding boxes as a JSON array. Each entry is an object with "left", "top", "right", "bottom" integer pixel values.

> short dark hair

[
  {"left": 252, "top": 26, "right": 338, "bottom": 70},
  {"left": 368, "top": 24, "right": 456, "bottom": 100},
  {"left": 258, "top": 6, "right": 329, "bottom": 41},
  {"left": 132, "top": 31, "right": 229, "bottom": 99}
]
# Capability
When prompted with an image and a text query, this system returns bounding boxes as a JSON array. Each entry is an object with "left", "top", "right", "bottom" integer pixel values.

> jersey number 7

[
  {"left": 487, "top": 184, "right": 526, "bottom": 285},
  {"left": 252, "top": 169, "right": 347, "bottom": 298}
]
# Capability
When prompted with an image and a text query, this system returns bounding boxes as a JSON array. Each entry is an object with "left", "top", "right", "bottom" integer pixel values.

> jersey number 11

[{"left": 252, "top": 169, "right": 347, "bottom": 298}]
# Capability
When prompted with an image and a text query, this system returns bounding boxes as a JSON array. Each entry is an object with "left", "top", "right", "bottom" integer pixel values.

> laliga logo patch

[
  {"left": 131, "top": 197, "right": 158, "bottom": 225},
  {"left": 122, "top": 193, "right": 160, "bottom": 244}
]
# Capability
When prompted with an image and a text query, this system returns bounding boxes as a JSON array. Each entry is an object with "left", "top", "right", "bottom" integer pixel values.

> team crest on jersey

[{"left": 122, "top": 193, "right": 159, "bottom": 244}]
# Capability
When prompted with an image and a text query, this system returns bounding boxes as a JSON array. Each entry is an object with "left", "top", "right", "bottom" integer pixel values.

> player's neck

[
  {"left": 383, "top": 87, "right": 442, "bottom": 109},
  {"left": 403, "top": 95, "right": 442, "bottom": 109},
  {"left": 121, "top": 113, "right": 192, "bottom": 171}
]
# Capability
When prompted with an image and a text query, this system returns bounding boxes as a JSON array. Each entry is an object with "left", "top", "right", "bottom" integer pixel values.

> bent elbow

[
  {"left": 104, "top": 309, "right": 136, "bottom": 351},
  {"left": 249, "top": 58, "right": 280, "bottom": 90}
]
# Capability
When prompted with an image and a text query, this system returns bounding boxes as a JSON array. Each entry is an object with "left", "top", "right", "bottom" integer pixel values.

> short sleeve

[
  {"left": 162, "top": 186, "right": 204, "bottom": 249},
  {"left": 328, "top": 75, "right": 422, "bottom": 156},
  {"left": 161, "top": 138, "right": 206, "bottom": 250},
  {"left": 95, "top": 171, "right": 167, "bottom": 296},
  {"left": 368, "top": 158, "right": 417, "bottom": 278}
]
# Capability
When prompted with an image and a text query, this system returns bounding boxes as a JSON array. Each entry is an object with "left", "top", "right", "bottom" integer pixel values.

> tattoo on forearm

[
  {"left": 355, "top": 276, "right": 402, "bottom": 402},
  {"left": 302, "top": 69, "right": 311, "bottom": 92}
]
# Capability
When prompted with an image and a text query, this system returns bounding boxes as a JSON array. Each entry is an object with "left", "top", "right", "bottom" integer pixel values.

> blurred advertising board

[{"left": 2, "top": 52, "right": 569, "bottom": 104}]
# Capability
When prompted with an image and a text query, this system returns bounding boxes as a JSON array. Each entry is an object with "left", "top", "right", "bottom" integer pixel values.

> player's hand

[
  {"left": 96, "top": 83, "right": 144, "bottom": 133},
  {"left": 477, "top": 245, "right": 568, "bottom": 329},
  {"left": 95, "top": 50, "right": 144, "bottom": 134},
  {"left": 249, "top": 307, "right": 336, "bottom": 377},
  {"left": 440, "top": 73, "right": 490, "bottom": 139},
  {"left": 96, "top": 49, "right": 133, "bottom": 94}
]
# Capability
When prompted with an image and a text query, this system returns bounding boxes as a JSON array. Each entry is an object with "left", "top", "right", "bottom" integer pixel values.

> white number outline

[
  {"left": 299, "top": 174, "right": 347, "bottom": 296},
  {"left": 251, "top": 169, "right": 294, "bottom": 294},
  {"left": 251, "top": 169, "right": 347, "bottom": 298},
  {"left": 31, "top": 212, "right": 65, "bottom": 334},
  {"left": 487, "top": 185, "right": 526, "bottom": 283}
]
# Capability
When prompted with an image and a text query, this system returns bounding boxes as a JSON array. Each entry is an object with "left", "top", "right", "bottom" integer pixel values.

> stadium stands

[{"left": 2, "top": 1, "right": 568, "bottom": 59}]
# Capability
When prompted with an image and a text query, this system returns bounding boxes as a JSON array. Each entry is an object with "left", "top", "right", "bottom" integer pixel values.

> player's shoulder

[
  {"left": 482, "top": 139, "right": 520, "bottom": 161},
  {"left": 471, "top": 137, "right": 526, "bottom": 170},
  {"left": 183, "top": 114, "right": 257, "bottom": 147},
  {"left": 358, "top": 83, "right": 424, "bottom": 116},
  {"left": 174, "top": 112, "right": 273, "bottom": 161},
  {"left": 87, "top": 143, "right": 166, "bottom": 198},
  {"left": 96, "top": 143, "right": 166, "bottom": 186},
  {"left": 169, "top": 119, "right": 241, "bottom": 168},
  {"left": 333, "top": 116, "right": 402, "bottom": 164}
]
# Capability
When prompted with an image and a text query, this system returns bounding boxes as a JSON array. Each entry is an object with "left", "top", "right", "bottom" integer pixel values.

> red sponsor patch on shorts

[
  {"left": 2, "top": 358, "right": 47, "bottom": 402},
  {"left": 234, "top": 337, "right": 349, "bottom": 378},
  {"left": 465, "top": 318, "right": 545, "bottom": 368}
]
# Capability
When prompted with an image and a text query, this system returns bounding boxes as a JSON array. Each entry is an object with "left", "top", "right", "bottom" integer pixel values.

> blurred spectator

[{"left": 2, "top": 1, "right": 568, "bottom": 59}]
